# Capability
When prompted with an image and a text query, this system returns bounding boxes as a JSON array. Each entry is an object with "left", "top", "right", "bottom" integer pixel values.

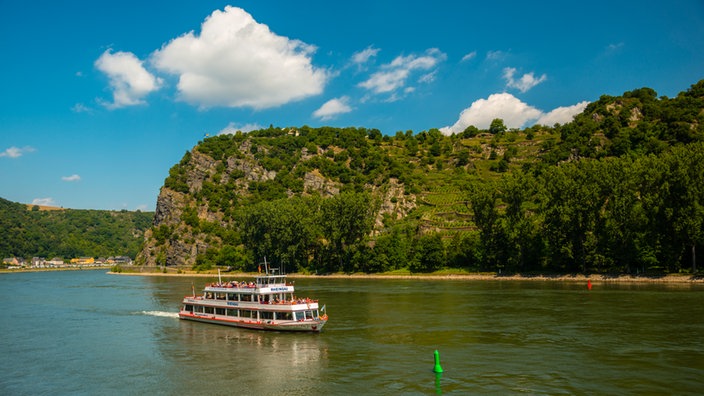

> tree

[
  {"left": 661, "top": 143, "right": 704, "bottom": 272},
  {"left": 318, "top": 192, "right": 377, "bottom": 272},
  {"left": 462, "top": 125, "right": 480, "bottom": 138},
  {"left": 410, "top": 233, "right": 445, "bottom": 272},
  {"left": 499, "top": 172, "right": 540, "bottom": 272},
  {"left": 469, "top": 182, "right": 502, "bottom": 270},
  {"left": 489, "top": 118, "right": 507, "bottom": 135},
  {"left": 539, "top": 161, "right": 606, "bottom": 273}
]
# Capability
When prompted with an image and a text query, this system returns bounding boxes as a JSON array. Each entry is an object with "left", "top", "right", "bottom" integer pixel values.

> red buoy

[{"left": 587, "top": 279, "right": 592, "bottom": 290}]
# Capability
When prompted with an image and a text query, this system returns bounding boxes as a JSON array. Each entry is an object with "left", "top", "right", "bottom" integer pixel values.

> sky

[{"left": 1, "top": 1, "right": 703, "bottom": 211}]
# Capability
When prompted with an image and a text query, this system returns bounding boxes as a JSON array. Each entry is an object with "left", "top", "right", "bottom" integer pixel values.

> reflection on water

[{"left": 156, "top": 320, "right": 328, "bottom": 395}]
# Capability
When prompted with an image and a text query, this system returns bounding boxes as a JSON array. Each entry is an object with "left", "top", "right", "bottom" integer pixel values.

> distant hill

[
  {"left": 0, "top": 198, "right": 153, "bottom": 260},
  {"left": 131, "top": 79, "right": 703, "bottom": 275}
]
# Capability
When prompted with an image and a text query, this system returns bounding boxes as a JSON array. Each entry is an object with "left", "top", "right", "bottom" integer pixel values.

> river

[{"left": 0, "top": 270, "right": 702, "bottom": 395}]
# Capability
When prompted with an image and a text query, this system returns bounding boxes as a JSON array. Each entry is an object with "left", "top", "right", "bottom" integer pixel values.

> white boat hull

[{"left": 179, "top": 312, "right": 327, "bottom": 332}]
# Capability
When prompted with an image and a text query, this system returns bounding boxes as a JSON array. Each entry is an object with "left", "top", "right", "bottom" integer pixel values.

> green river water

[{"left": 0, "top": 270, "right": 702, "bottom": 395}]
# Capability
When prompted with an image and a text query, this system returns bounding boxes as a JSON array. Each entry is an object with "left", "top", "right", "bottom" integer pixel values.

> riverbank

[
  {"left": 0, "top": 266, "right": 110, "bottom": 274},
  {"left": 107, "top": 268, "right": 704, "bottom": 283}
]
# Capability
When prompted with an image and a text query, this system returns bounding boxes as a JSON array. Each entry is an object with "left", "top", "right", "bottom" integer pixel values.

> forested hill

[
  {"left": 138, "top": 80, "right": 704, "bottom": 275},
  {"left": 0, "top": 198, "right": 153, "bottom": 260}
]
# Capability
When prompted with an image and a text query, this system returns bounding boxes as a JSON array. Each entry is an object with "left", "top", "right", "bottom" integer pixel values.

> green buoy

[{"left": 433, "top": 350, "right": 443, "bottom": 373}]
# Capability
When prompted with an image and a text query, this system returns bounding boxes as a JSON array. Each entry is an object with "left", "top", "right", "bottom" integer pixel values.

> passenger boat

[{"left": 179, "top": 264, "right": 328, "bottom": 332}]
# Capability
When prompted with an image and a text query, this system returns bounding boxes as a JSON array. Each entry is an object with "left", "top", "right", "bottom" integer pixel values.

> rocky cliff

[{"left": 136, "top": 130, "right": 416, "bottom": 267}]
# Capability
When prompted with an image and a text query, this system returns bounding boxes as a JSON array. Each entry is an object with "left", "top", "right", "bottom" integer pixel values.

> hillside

[
  {"left": 0, "top": 198, "right": 153, "bottom": 260},
  {"left": 137, "top": 80, "right": 704, "bottom": 275}
]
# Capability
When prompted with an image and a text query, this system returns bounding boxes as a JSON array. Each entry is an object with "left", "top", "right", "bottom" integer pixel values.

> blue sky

[{"left": 1, "top": 1, "right": 703, "bottom": 211}]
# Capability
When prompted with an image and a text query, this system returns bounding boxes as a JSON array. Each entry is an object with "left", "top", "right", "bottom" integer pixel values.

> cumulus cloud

[
  {"left": 218, "top": 122, "right": 264, "bottom": 135},
  {"left": 151, "top": 6, "right": 328, "bottom": 109},
  {"left": 535, "top": 101, "right": 590, "bottom": 126},
  {"left": 0, "top": 146, "right": 35, "bottom": 158},
  {"left": 503, "top": 67, "right": 547, "bottom": 93},
  {"left": 358, "top": 48, "right": 446, "bottom": 98},
  {"left": 441, "top": 93, "right": 590, "bottom": 135},
  {"left": 95, "top": 50, "right": 163, "bottom": 109},
  {"left": 61, "top": 174, "right": 81, "bottom": 182},
  {"left": 32, "top": 198, "right": 56, "bottom": 206},
  {"left": 441, "top": 93, "right": 542, "bottom": 134},
  {"left": 313, "top": 96, "right": 352, "bottom": 120}
]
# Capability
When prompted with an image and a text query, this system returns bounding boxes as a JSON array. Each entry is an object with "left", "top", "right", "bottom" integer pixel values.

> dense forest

[
  {"left": 0, "top": 198, "right": 153, "bottom": 260},
  {"left": 142, "top": 80, "right": 704, "bottom": 275}
]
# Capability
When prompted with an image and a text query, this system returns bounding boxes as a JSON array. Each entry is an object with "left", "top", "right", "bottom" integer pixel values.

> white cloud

[
  {"left": 313, "top": 96, "right": 352, "bottom": 120},
  {"left": 151, "top": 6, "right": 328, "bottom": 109},
  {"left": 535, "top": 101, "right": 590, "bottom": 126},
  {"left": 218, "top": 122, "right": 264, "bottom": 135},
  {"left": 461, "top": 51, "right": 477, "bottom": 62},
  {"left": 442, "top": 93, "right": 590, "bottom": 135},
  {"left": 358, "top": 48, "right": 446, "bottom": 98},
  {"left": 418, "top": 71, "right": 437, "bottom": 84},
  {"left": 71, "top": 103, "right": 92, "bottom": 113},
  {"left": 61, "top": 174, "right": 81, "bottom": 182},
  {"left": 503, "top": 67, "right": 547, "bottom": 93},
  {"left": 351, "top": 46, "right": 380, "bottom": 66},
  {"left": 32, "top": 198, "right": 56, "bottom": 206},
  {"left": 0, "top": 146, "right": 35, "bottom": 158},
  {"left": 95, "top": 49, "right": 163, "bottom": 109},
  {"left": 486, "top": 50, "right": 506, "bottom": 61},
  {"left": 441, "top": 93, "right": 542, "bottom": 134}
]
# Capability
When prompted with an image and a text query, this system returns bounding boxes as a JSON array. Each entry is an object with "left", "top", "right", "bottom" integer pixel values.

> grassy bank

[{"left": 107, "top": 266, "right": 704, "bottom": 283}]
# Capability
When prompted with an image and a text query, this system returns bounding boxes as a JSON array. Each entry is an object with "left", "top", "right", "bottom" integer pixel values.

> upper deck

[{"left": 204, "top": 274, "right": 294, "bottom": 294}]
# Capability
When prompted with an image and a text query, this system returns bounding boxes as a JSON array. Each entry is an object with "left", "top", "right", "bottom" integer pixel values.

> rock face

[
  {"left": 137, "top": 138, "right": 416, "bottom": 267},
  {"left": 303, "top": 170, "right": 339, "bottom": 196}
]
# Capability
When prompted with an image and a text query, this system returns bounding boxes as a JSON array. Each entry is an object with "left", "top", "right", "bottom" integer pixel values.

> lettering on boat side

[
  {"left": 227, "top": 302, "right": 239, "bottom": 306},
  {"left": 271, "top": 287, "right": 290, "bottom": 292}
]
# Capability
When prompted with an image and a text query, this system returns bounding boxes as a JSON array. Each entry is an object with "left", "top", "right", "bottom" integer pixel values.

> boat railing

[
  {"left": 191, "top": 294, "right": 318, "bottom": 305},
  {"left": 205, "top": 281, "right": 294, "bottom": 289},
  {"left": 260, "top": 298, "right": 318, "bottom": 305}
]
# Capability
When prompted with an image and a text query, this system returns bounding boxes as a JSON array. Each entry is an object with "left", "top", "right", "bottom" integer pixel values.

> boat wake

[{"left": 140, "top": 311, "right": 179, "bottom": 319}]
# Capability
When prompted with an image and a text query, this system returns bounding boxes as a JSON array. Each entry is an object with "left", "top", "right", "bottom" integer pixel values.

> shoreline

[{"left": 107, "top": 270, "right": 704, "bottom": 283}]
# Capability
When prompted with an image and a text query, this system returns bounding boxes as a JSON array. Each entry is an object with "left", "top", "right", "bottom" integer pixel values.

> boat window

[
  {"left": 184, "top": 305, "right": 193, "bottom": 312},
  {"left": 227, "top": 293, "right": 237, "bottom": 301},
  {"left": 276, "top": 312, "right": 293, "bottom": 321},
  {"left": 227, "top": 309, "right": 237, "bottom": 317},
  {"left": 204, "top": 307, "right": 214, "bottom": 314},
  {"left": 294, "top": 311, "right": 304, "bottom": 321},
  {"left": 260, "top": 311, "right": 273, "bottom": 320},
  {"left": 305, "top": 311, "right": 313, "bottom": 320},
  {"left": 215, "top": 308, "right": 226, "bottom": 315},
  {"left": 216, "top": 293, "right": 226, "bottom": 300},
  {"left": 240, "top": 310, "right": 252, "bottom": 318},
  {"left": 241, "top": 294, "right": 252, "bottom": 302},
  {"left": 194, "top": 306, "right": 204, "bottom": 313}
]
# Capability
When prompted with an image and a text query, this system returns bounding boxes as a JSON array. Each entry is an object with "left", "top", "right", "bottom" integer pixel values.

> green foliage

[
  {"left": 0, "top": 198, "right": 153, "bottom": 259},
  {"left": 489, "top": 118, "right": 507, "bottom": 135},
  {"left": 146, "top": 79, "right": 704, "bottom": 274},
  {"left": 409, "top": 233, "right": 446, "bottom": 273}
]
